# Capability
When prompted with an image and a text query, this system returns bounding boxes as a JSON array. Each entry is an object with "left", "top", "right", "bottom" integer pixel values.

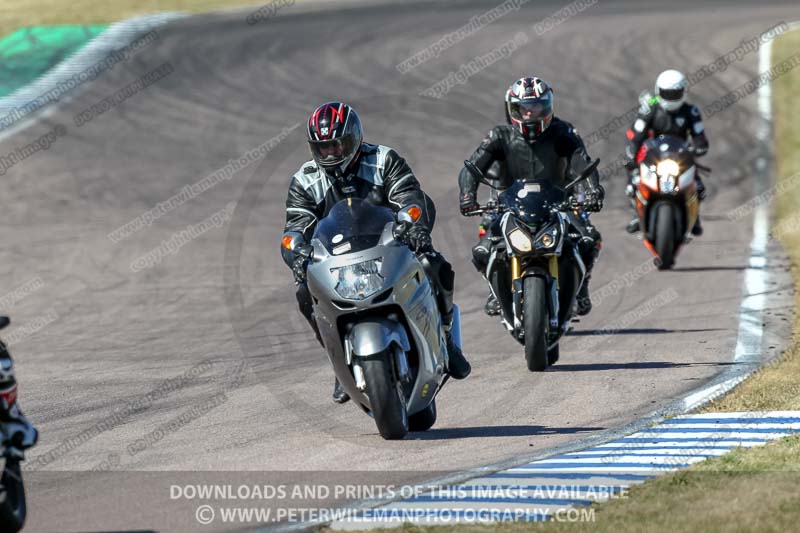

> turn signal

[{"left": 282, "top": 235, "right": 293, "bottom": 250}]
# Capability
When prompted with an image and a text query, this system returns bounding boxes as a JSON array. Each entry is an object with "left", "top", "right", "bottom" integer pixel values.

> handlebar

[
  {"left": 696, "top": 162, "right": 712, "bottom": 174},
  {"left": 463, "top": 201, "right": 501, "bottom": 217},
  {"left": 464, "top": 198, "right": 597, "bottom": 217},
  {"left": 393, "top": 220, "right": 413, "bottom": 239}
]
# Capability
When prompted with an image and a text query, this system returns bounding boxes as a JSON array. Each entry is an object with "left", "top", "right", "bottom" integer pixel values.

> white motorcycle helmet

[{"left": 655, "top": 69, "right": 687, "bottom": 112}]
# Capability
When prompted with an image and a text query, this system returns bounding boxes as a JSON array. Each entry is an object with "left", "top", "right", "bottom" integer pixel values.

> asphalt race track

[{"left": 2, "top": 0, "right": 797, "bottom": 531}]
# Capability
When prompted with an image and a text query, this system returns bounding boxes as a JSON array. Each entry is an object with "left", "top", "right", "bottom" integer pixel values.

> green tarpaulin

[{"left": 0, "top": 25, "right": 107, "bottom": 97}]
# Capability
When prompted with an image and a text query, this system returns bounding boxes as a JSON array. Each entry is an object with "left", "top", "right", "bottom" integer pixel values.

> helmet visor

[
  {"left": 508, "top": 98, "right": 553, "bottom": 124},
  {"left": 309, "top": 135, "right": 358, "bottom": 167},
  {"left": 659, "top": 87, "right": 685, "bottom": 102}
]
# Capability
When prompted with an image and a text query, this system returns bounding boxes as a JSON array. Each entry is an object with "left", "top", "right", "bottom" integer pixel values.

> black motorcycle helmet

[
  {"left": 307, "top": 102, "right": 363, "bottom": 173},
  {"left": 505, "top": 76, "right": 554, "bottom": 143}
]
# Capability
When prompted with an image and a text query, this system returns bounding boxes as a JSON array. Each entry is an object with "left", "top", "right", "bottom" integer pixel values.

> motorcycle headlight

[
  {"left": 507, "top": 228, "right": 532, "bottom": 253},
  {"left": 535, "top": 225, "right": 560, "bottom": 250},
  {"left": 656, "top": 159, "right": 680, "bottom": 178},
  {"left": 331, "top": 259, "right": 383, "bottom": 300}
]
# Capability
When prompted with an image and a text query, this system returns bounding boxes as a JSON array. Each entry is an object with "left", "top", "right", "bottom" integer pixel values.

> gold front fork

[
  {"left": 511, "top": 256, "right": 521, "bottom": 281},
  {"left": 512, "top": 256, "right": 559, "bottom": 283},
  {"left": 549, "top": 256, "right": 559, "bottom": 284}
]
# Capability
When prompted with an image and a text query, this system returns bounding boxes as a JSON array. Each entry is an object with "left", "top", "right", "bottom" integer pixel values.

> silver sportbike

[{"left": 289, "top": 198, "right": 461, "bottom": 440}]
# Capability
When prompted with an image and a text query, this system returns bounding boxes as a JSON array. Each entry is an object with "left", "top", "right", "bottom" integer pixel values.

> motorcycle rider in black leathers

[
  {"left": 459, "top": 77, "right": 604, "bottom": 317},
  {"left": 625, "top": 69, "right": 709, "bottom": 235},
  {"left": 281, "top": 102, "right": 471, "bottom": 404},
  {"left": 0, "top": 319, "right": 38, "bottom": 455}
]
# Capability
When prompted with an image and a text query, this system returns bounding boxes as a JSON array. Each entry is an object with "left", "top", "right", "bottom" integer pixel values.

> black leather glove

[
  {"left": 459, "top": 192, "right": 479, "bottom": 216},
  {"left": 586, "top": 184, "right": 605, "bottom": 212},
  {"left": 291, "top": 245, "right": 312, "bottom": 285},
  {"left": 405, "top": 224, "right": 432, "bottom": 253},
  {"left": 583, "top": 192, "right": 604, "bottom": 212},
  {"left": 569, "top": 188, "right": 604, "bottom": 213}
]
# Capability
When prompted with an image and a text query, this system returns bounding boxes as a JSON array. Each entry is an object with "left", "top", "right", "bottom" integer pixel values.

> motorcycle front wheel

[
  {"left": 523, "top": 276, "right": 550, "bottom": 372},
  {"left": 654, "top": 203, "right": 676, "bottom": 270},
  {"left": 363, "top": 353, "right": 409, "bottom": 440}
]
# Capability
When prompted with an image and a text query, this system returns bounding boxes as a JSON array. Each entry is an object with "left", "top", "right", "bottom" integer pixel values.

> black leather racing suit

[
  {"left": 281, "top": 142, "right": 457, "bottom": 347},
  {"left": 458, "top": 117, "right": 603, "bottom": 286},
  {"left": 625, "top": 93, "right": 709, "bottom": 191}
]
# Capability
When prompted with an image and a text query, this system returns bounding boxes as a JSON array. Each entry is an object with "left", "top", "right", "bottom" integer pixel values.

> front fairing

[
  {"left": 498, "top": 179, "right": 566, "bottom": 231},
  {"left": 312, "top": 198, "right": 395, "bottom": 256},
  {"left": 638, "top": 135, "right": 696, "bottom": 195},
  {"left": 306, "top": 208, "right": 446, "bottom": 416}
]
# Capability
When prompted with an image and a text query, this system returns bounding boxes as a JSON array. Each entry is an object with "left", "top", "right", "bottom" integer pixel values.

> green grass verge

[{"left": 321, "top": 28, "right": 800, "bottom": 533}]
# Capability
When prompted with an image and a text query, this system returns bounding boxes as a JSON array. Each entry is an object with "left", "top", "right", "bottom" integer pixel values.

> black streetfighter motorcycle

[{"left": 463, "top": 160, "right": 599, "bottom": 371}]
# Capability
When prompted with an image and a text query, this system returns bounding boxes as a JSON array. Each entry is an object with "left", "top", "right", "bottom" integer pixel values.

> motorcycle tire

[
  {"left": 523, "top": 276, "right": 549, "bottom": 372},
  {"left": 363, "top": 354, "right": 409, "bottom": 440},
  {"left": 654, "top": 203, "right": 676, "bottom": 270},
  {"left": 409, "top": 400, "right": 437, "bottom": 432}
]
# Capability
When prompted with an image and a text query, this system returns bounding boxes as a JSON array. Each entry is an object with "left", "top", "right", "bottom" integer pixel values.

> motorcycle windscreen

[
  {"left": 313, "top": 198, "right": 395, "bottom": 255},
  {"left": 498, "top": 179, "right": 566, "bottom": 228},
  {"left": 641, "top": 135, "right": 693, "bottom": 167}
]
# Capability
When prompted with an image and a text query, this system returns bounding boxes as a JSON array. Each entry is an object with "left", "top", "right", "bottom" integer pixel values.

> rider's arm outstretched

[
  {"left": 458, "top": 126, "right": 504, "bottom": 215},
  {"left": 557, "top": 123, "right": 604, "bottom": 211}
]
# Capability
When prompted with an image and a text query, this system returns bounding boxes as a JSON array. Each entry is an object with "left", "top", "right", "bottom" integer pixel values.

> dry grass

[{"left": 702, "top": 28, "right": 800, "bottom": 413}]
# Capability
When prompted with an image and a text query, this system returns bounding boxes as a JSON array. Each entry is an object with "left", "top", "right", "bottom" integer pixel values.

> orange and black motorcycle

[{"left": 632, "top": 134, "right": 710, "bottom": 269}]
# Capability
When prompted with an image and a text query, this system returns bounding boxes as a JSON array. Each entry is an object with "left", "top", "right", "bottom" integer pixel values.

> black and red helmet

[
  {"left": 307, "top": 102, "right": 363, "bottom": 171},
  {"left": 505, "top": 77, "right": 554, "bottom": 142}
]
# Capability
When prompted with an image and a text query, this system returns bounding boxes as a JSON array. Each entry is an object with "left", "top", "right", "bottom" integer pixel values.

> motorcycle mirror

[
  {"left": 564, "top": 159, "right": 600, "bottom": 191},
  {"left": 296, "top": 245, "right": 313, "bottom": 259},
  {"left": 0, "top": 316, "right": 8, "bottom": 330},
  {"left": 464, "top": 160, "right": 501, "bottom": 190}
]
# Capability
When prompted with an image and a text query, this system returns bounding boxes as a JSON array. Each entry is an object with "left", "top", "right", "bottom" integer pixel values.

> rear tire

[
  {"left": 547, "top": 343, "right": 560, "bottom": 365},
  {"left": 523, "top": 276, "right": 549, "bottom": 372},
  {"left": 409, "top": 400, "right": 437, "bottom": 432},
  {"left": 654, "top": 203, "right": 676, "bottom": 270},
  {"left": 0, "top": 459, "right": 26, "bottom": 533},
  {"left": 362, "top": 354, "right": 408, "bottom": 440}
]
